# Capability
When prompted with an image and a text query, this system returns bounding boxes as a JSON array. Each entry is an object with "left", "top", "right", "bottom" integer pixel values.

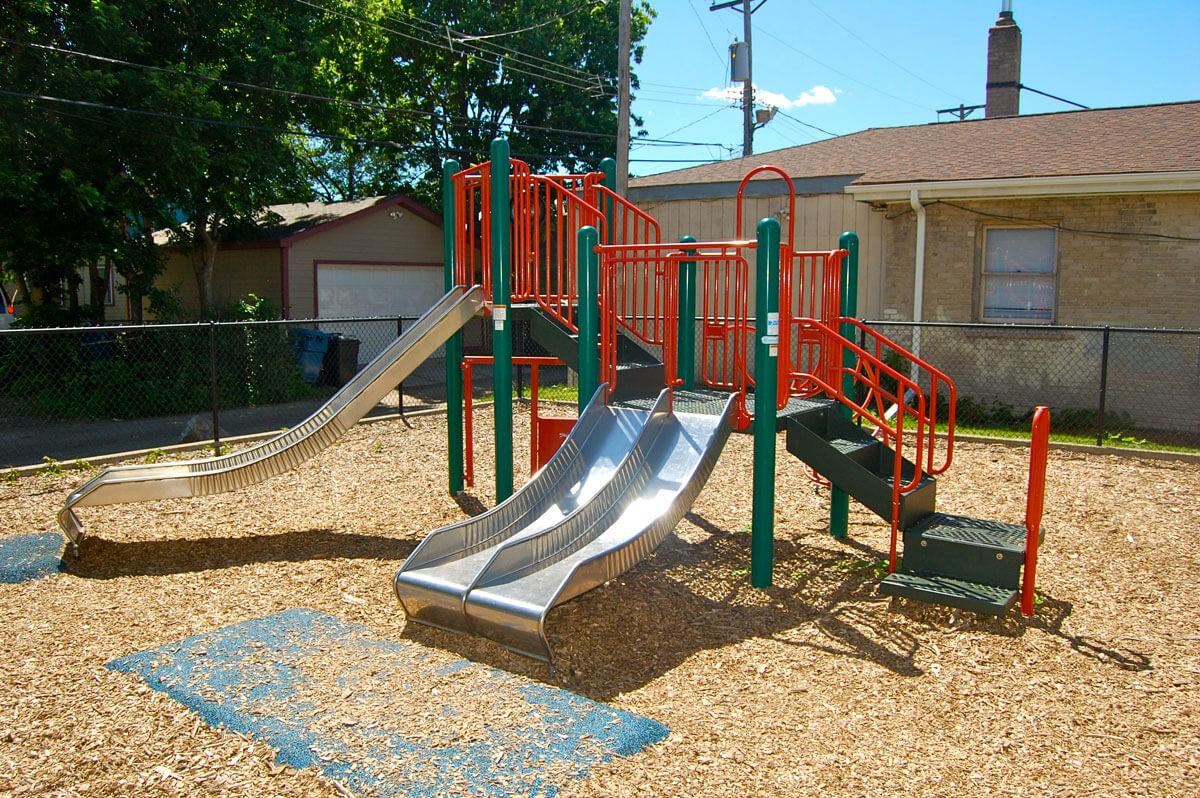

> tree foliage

[{"left": 0, "top": 0, "right": 653, "bottom": 323}]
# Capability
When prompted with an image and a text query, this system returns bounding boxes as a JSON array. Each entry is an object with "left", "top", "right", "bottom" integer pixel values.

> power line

[
  {"left": 758, "top": 28, "right": 931, "bottom": 111},
  {"left": 454, "top": 0, "right": 603, "bottom": 41},
  {"left": 292, "top": 0, "right": 610, "bottom": 96},
  {"left": 4, "top": 35, "right": 716, "bottom": 148},
  {"left": 802, "top": 0, "right": 965, "bottom": 103},
  {"left": 776, "top": 110, "right": 839, "bottom": 138}
]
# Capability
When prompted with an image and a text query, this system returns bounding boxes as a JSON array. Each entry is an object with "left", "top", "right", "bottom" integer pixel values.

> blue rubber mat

[
  {"left": 109, "top": 608, "right": 667, "bottom": 797},
  {"left": 0, "top": 532, "right": 65, "bottom": 584}
]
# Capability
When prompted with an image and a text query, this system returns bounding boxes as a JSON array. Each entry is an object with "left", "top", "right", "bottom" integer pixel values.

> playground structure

[
  {"left": 56, "top": 137, "right": 1050, "bottom": 664},
  {"left": 398, "top": 139, "right": 1050, "bottom": 660}
]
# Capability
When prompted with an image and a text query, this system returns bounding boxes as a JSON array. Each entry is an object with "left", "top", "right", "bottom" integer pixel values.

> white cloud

[{"left": 700, "top": 84, "right": 837, "bottom": 109}]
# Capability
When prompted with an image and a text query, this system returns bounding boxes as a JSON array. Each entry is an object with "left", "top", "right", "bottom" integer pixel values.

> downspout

[{"left": 909, "top": 188, "right": 925, "bottom": 375}]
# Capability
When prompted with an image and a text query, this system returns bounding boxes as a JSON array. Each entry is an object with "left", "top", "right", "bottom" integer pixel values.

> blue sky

[{"left": 628, "top": 0, "right": 1200, "bottom": 177}]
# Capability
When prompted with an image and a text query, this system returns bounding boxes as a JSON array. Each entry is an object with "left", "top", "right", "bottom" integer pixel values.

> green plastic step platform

[
  {"left": 878, "top": 571, "right": 1019, "bottom": 616},
  {"left": 901, "top": 512, "right": 1038, "bottom": 587},
  {"left": 784, "top": 401, "right": 936, "bottom": 528}
]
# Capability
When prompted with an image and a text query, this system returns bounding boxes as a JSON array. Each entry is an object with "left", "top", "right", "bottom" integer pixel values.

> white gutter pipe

[{"left": 909, "top": 188, "right": 926, "bottom": 376}]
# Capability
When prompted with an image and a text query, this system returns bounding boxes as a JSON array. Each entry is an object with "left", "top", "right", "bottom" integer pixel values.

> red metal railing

[
  {"left": 451, "top": 159, "right": 660, "bottom": 338},
  {"left": 1021, "top": 406, "right": 1050, "bottom": 615},
  {"left": 778, "top": 247, "right": 845, "bottom": 402},
  {"left": 598, "top": 243, "right": 680, "bottom": 397},
  {"left": 461, "top": 355, "right": 566, "bottom": 486}
]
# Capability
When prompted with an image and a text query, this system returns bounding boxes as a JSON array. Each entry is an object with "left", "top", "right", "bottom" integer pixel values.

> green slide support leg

[
  {"left": 678, "top": 236, "right": 696, "bottom": 390},
  {"left": 443, "top": 160, "right": 464, "bottom": 494},
  {"left": 577, "top": 226, "right": 600, "bottom": 410},
  {"left": 830, "top": 231, "right": 860, "bottom": 540},
  {"left": 751, "top": 218, "right": 781, "bottom": 588},
  {"left": 491, "top": 138, "right": 513, "bottom": 502}
]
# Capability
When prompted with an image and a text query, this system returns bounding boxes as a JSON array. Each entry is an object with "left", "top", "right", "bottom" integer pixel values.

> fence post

[
  {"left": 1096, "top": 325, "right": 1111, "bottom": 447},
  {"left": 752, "top": 217, "right": 781, "bottom": 588},
  {"left": 490, "top": 137, "right": 513, "bottom": 502},
  {"left": 396, "top": 317, "right": 411, "bottom": 428},
  {"left": 830, "top": 232, "right": 860, "bottom": 540},
  {"left": 678, "top": 236, "right": 697, "bottom": 390},
  {"left": 443, "top": 159, "right": 464, "bottom": 492},
  {"left": 208, "top": 321, "right": 221, "bottom": 454},
  {"left": 577, "top": 226, "right": 600, "bottom": 409}
]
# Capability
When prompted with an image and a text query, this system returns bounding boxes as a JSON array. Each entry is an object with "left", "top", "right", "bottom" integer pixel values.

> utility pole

[
  {"left": 712, "top": 0, "right": 765, "bottom": 158},
  {"left": 616, "top": 0, "right": 631, "bottom": 195},
  {"left": 740, "top": 0, "right": 753, "bottom": 157}
]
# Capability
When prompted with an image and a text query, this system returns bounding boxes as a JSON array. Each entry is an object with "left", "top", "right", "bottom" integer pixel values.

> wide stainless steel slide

[
  {"left": 395, "top": 387, "right": 735, "bottom": 662},
  {"left": 57, "top": 286, "right": 486, "bottom": 546}
]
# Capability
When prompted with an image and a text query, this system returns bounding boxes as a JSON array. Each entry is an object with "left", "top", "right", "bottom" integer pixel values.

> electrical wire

[
  {"left": 758, "top": 28, "right": 931, "bottom": 111},
  {"left": 933, "top": 200, "right": 1200, "bottom": 243},
  {"left": 4, "top": 35, "right": 720, "bottom": 148},
  {"left": 776, "top": 110, "right": 839, "bottom": 138},
  {"left": 802, "top": 0, "right": 965, "bottom": 103}
]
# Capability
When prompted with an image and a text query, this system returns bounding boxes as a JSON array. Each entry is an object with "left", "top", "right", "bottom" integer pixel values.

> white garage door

[{"left": 316, "top": 262, "right": 444, "bottom": 364}]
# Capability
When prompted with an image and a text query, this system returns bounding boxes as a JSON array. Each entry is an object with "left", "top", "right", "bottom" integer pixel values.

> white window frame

[{"left": 979, "top": 225, "right": 1058, "bottom": 324}]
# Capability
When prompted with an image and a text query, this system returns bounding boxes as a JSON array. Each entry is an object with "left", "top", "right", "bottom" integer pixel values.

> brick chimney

[{"left": 985, "top": 2, "right": 1021, "bottom": 117}]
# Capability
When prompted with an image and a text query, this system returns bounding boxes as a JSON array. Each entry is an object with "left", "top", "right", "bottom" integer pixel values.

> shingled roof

[{"left": 630, "top": 101, "right": 1200, "bottom": 190}]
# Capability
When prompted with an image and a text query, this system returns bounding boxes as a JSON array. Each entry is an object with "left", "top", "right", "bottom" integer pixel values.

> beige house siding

[
  {"left": 634, "top": 193, "right": 888, "bottom": 319},
  {"left": 158, "top": 247, "right": 283, "bottom": 319},
  {"left": 285, "top": 210, "right": 443, "bottom": 318}
]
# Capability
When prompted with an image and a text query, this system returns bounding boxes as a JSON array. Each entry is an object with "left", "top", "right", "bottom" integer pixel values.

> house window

[{"left": 981, "top": 226, "right": 1057, "bottom": 322}]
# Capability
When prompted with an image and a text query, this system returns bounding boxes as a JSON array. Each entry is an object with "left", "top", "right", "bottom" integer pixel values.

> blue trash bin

[{"left": 288, "top": 328, "right": 334, "bottom": 384}]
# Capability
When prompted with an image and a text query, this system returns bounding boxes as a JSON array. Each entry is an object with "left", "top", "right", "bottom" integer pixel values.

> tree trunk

[
  {"left": 87, "top": 261, "right": 111, "bottom": 323},
  {"left": 190, "top": 219, "right": 220, "bottom": 319}
]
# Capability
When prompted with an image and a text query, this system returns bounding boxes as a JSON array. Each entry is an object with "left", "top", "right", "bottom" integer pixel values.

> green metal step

[
  {"left": 902, "top": 512, "right": 1040, "bottom": 588},
  {"left": 784, "top": 409, "right": 936, "bottom": 528},
  {"left": 879, "top": 572, "right": 1019, "bottom": 616}
]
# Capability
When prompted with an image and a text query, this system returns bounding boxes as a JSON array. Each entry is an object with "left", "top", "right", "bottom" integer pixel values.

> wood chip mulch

[{"left": 1, "top": 403, "right": 1197, "bottom": 797}]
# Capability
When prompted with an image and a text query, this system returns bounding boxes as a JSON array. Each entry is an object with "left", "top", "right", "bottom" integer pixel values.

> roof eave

[{"left": 846, "top": 171, "right": 1200, "bottom": 202}]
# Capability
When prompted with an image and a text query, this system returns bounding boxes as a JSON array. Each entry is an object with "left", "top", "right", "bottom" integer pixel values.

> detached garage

[{"left": 157, "top": 194, "right": 446, "bottom": 326}]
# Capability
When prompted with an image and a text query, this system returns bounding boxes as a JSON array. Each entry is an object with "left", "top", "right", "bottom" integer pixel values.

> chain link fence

[
  {"left": 0, "top": 316, "right": 464, "bottom": 469},
  {"left": 5, "top": 313, "right": 1195, "bottom": 468},
  {"left": 857, "top": 321, "right": 1200, "bottom": 450}
]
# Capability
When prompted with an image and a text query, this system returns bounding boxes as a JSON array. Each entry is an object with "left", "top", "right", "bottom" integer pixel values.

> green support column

[
  {"left": 678, "top": 236, "right": 697, "bottom": 390},
  {"left": 751, "top": 218, "right": 781, "bottom": 588},
  {"left": 442, "top": 159, "right": 464, "bottom": 494},
  {"left": 490, "top": 138, "right": 513, "bottom": 502},
  {"left": 577, "top": 226, "right": 600, "bottom": 410},
  {"left": 599, "top": 158, "right": 616, "bottom": 244},
  {"left": 829, "top": 231, "right": 860, "bottom": 540}
]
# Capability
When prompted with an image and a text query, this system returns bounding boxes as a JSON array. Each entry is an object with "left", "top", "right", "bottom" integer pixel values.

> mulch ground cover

[{"left": 1, "top": 402, "right": 1197, "bottom": 796}]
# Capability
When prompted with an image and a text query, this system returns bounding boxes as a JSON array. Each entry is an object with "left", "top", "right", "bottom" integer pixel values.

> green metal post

[
  {"left": 443, "top": 159, "right": 464, "bottom": 494},
  {"left": 577, "top": 226, "right": 600, "bottom": 410},
  {"left": 490, "top": 138, "right": 513, "bottom": 502},
  {"left": 599, "top": 158, "right": 617, "bottom": 244},
  {"left": 751, "top": 218, "right": 781, "bottom": 588},
  {"left": 829, "top": 231, "right": 860, "bottom": 540},
  {"left": 678, "top": 236, "right": 697, "bottom": 390}
]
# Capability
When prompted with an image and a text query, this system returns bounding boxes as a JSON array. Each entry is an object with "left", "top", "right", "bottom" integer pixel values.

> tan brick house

[{"left": 629, "top": 100, "right": 1200, "bottom": 330}]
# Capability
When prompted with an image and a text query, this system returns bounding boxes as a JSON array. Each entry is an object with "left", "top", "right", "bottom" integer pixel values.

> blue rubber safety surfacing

[
  {"left": 108, "top": 608, "right": 668, "bottom": 797},
  {"left": 0, "top": 532, "right": 65, "bottom": 583}
]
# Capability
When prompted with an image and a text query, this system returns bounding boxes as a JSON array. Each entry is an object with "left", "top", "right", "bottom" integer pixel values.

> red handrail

[
  {"left": 1021, "top": 406, "right": 1051, "bottom": 615},
  {"left": 598, "top": 244, "right": 679, "bottom": 397},
  {"left": 836, "top": 318, "right": 958, "bottom": 476}
]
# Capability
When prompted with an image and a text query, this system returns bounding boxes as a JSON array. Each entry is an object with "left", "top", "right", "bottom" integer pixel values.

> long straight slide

[
  {"left": 396, "top": 390, "right": 736, "bottom": 662},
  {"left": 57, "top": 286, "right": 486, "bottom": 546}
]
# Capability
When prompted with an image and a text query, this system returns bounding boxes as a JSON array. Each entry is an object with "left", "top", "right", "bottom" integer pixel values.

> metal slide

[
  {"left": 395, "top": 388, "right": 735, "bottom": 662},
  {"left": 57, "top": 286, "right": 486, "bottom": 546}
]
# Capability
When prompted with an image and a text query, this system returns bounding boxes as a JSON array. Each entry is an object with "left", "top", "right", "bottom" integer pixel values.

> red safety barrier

[{"left": 1021, "top": 406, "right": 1051, "bottom": 615}]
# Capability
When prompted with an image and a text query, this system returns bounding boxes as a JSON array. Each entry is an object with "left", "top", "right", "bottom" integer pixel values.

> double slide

[
  {"left": 395, "top": 387, "right": 735, "bottom": 662},
  {"left": 57, "top": 286, "right": 486, "bottom": 546}
]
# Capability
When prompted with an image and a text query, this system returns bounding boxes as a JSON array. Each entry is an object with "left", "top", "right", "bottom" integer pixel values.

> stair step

[
  {"left": 879, "top": 572, "right": 1019, "bottom": 616},
  {"left": 902, "top": 512, "right": 1038, "bottom": 586},
  {"left": 784, "top": 411, "right": 936, "bottom": 529}
]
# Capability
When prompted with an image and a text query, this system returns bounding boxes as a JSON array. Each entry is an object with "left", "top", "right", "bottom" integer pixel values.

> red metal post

[{"left": 1021, "top": 406, "right": 1051, "bottom": 615}]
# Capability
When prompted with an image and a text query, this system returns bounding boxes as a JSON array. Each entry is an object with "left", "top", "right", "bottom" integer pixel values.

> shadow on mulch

[
  {"left": 62, "top": 528, "right": 419, "bottom": 580},
  {"left": 400, "top": 513, "right": 933, "bottom": 701}
]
